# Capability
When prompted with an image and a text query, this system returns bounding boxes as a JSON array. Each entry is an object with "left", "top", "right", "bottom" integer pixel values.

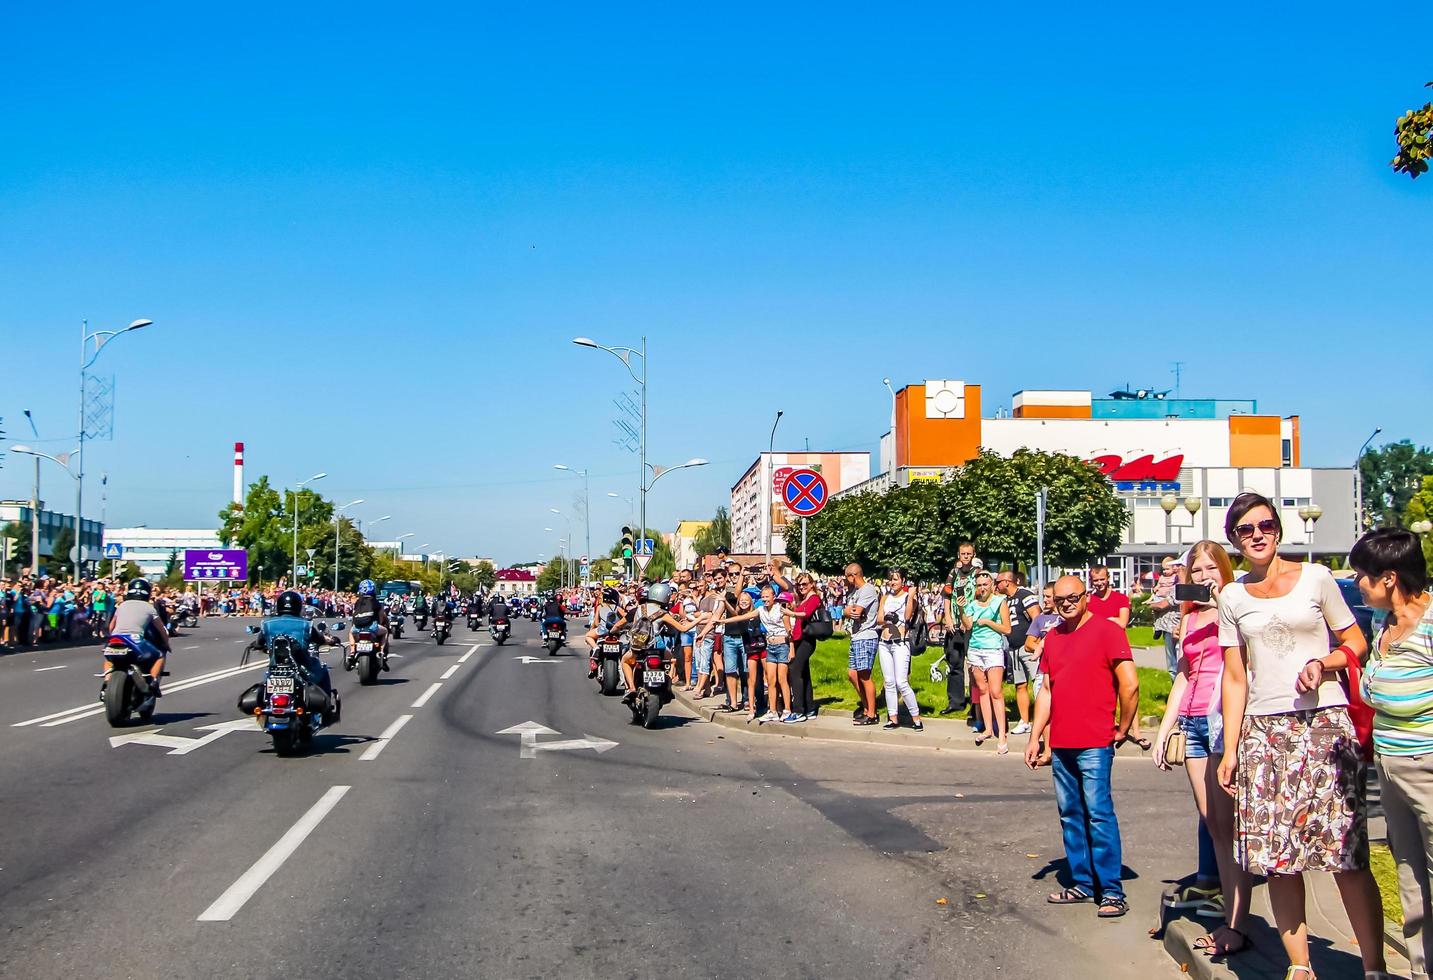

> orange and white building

[{"left": 847, "top": 380, "right": 1355, "bottom": 586}]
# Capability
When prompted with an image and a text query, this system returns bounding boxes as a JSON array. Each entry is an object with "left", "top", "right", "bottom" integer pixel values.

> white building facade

[
  {"left": 102, "top": 527, "right": 223, "bottom": 577},
  {"left": 730, "top": 452, "right": 871, "bottom": 556}
]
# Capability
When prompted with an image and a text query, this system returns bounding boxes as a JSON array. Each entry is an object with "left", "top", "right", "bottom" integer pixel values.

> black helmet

[
  {"left": 602, "top": 587, "right": 620, "bottom": 605},
  {"left": 125, "top": 578, "right": 152, "bottom": 601},
  {"left": 275, "top": 590, "right": 304, "bottom": 617}
]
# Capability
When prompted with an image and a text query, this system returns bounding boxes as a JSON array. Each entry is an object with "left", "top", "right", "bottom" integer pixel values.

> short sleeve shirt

[
  {"left": 1217, "top": 562, "right": 1354, "bottom": 716},
  {"left": 847, "top": 583, "right": 881, "bottom": 642},
  {"left": 1086, "top": 590, "right": 1131, "bottom": 624},
  {"left": 1041, "top": 615, "right": 1133, "bottom": 749}
]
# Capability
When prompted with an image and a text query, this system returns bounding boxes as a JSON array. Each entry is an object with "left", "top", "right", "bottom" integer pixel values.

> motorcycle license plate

[
  {"left": 643, "top": 670, "right": 666, "bottom": 686},
  {"left": 602, "top": 644, "right": 620, "bottom": 654},
  {"left": 356, "top": 641, "right": 374, "bottom": 652},
  {"left": 269, "top": 676, "right": 295, "bottom": 694},
  {"left": 547, "top": 631, "right": 562, "bottom": 639}
]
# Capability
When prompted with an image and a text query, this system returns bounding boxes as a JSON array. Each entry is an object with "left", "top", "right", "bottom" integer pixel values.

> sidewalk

[{"left": 672, "top": 684, "right": 1413, "bottom": 980}]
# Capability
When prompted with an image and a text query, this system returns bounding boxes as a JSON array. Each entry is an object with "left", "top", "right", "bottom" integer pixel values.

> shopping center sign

[{"left": 1089, "top": 453, "right": 1184, "bottom": 492}]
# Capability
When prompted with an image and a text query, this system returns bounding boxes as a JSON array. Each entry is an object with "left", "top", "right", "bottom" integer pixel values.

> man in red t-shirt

[
  {"left": 1084, "top": 564, "right": 1130, "bottom": 628},
  {"left": 1025, "top": 574, "right": 1140, "bottom": 919}
]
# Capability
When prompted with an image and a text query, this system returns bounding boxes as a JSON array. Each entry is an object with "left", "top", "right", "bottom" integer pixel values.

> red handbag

[{"left": 1341, "top": 654, "right": 1375, "bottom": 763}]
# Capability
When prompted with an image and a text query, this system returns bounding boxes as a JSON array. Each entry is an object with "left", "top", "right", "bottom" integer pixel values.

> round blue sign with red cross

[{"left": 782, "top": 468, "right": 829, "bottom": 517}]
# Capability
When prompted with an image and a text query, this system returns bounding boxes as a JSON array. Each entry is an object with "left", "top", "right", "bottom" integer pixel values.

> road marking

[
  {"left": 513, "top": 655, "right": 559, "bottom": 665},
  {"left": 410, "top": 682, "right": 443, "bottom": 708},
  {"left": 34, "top": 665, "right": 67, "bottom": 672},
  {"left": 197, "top": 785, "right": 351, "bottom": 922},
  {"left": 495, "top": 721, "right": 617, "bottom": 759},
  {"left": 440, "top": 664, "right": 460, "bottom": 680},
  {"left": 109, "top": 718, "right": 264, "bottom": 755},
  {"left": 13, "top": 663, "right": 265, "bottom": 728},
  {"left": 458, "top": 644, "right": 478, "bottom": 663},
  {"left": 359, "top": 715, "right": 413, "bottom": 761},
  {"left": 182, "top": 645, "right": 201, "bottom": 650}
]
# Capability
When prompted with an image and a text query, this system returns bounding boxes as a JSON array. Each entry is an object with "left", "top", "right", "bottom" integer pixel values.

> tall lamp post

[
  {"left": 882, "top": 378, "right": 897, "bottom": 477},
  {"left": 574, "top": 336, "right": 646, "bottom": 542},
  {"left": 765, "top": 411, "right": 784, "bottom": 566},
  {"left": 607, "top": 492, "right": 636, "bottom": 530},
  {"left": 550, "top": 509, "right": 573, "bottom": 588},
  {"left": 553, "top": 465, "right": 591, "bottom": 581},
  {"left": 1298, "top": 503, "right": 1323, "bottom": 563},
  {"left": 1159, "top": 493, "right": 1178, "bottom": 544},
  {"left": 1354, "top": 427, "right": 1383, "bottom": 533},
  {"left": 8, "top": 445, "right": 79, "bottom": 574},
  {"left": 22, "top": 411, "right": 40, "bottom": 573},
  {"left": 333, "top": 499, "right": 365, "bottom": 591},
  {"left": 76, "top": 318, "right": 153, "bottom": 579},
  {"left": 1183, "top": 497, "right": 1202, "bottom": 547},
  {"left": 291, "top": 472, "right": 327, "bottom": 583}
]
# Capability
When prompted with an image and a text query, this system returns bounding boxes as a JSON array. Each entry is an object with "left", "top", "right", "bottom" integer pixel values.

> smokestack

[{"left": 233, "top": 442, "right": 245, "bottom": 506}]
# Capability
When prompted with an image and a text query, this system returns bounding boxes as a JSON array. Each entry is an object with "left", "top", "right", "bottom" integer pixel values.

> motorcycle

[
  {"left": 389, "top": 614, "right": 405, "bottom": 640},
  {"left": 467, "top": 609, "right": 482, "bottom": 631},
  {"left": 100, "top": 635, "right": 167, "bottom": 727},
  {"left": 627, "top": 642, "right": 673, "bottom": 729},
  {"left": 543, "top": 620, "right": 566, "bottom": 656},
  {"left": 489, "top": 617, "right": 510, "bottom": 646},
  {"left": 414, "top": 609, "right": 428, "bottom": 632},
  {"left": 345, "top": 624, "right": 385, "bottom": 684},
  {"left": 591, "top": 633, "right": 624, "bottom": 696},
  {"left": 432, "top": 613, "right": 452, "bottom": 646},
  {"left": 239, "top": 625, "right": 343, "bottom": 757},
  {"left": 528, "top": 607, "right": 541, "bottom": 623}
]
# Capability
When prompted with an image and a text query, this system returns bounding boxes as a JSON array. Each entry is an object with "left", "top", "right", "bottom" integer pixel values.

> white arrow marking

[
  {"left": 513, "top": 656, "right": 559, "bottom": 665},
  {"left": 495, "top": 721, "right": 616, "bottom": 758},
  {"left": 109, "top": 717, "right": 263, "bottom": 754}
]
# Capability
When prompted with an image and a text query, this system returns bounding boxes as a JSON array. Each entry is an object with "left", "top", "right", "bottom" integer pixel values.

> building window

[{"left": 1282, "top": 439, "right": 1293, "bottom": 466}]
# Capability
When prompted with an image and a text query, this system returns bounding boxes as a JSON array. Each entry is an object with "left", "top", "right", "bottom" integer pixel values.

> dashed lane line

[
  {"left": 359, "top": 715, "right": 412, "bottom": 761},
  {"left": 197, "top": 785, "right": 351, "bottom": 922},
  {"left": 410, "top": 682, "right": 443, "bottom": 709}
]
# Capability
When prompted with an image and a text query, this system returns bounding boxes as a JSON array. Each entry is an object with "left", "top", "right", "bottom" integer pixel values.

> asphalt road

[{"left": 0, "top": 615, "right": 1190, "bottom": 980}]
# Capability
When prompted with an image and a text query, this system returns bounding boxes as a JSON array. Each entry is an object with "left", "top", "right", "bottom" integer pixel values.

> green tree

[
  {"left": 1393, "top": 83, "right": 1433, "bottom": 178},
  {"left": 49, "top": 525, "right": 75, "bottom": 576},
  {"left": 472, "top": 560, "right": 497, "bottom": 592},
  {"left": 1361, "top": 440, "right": 1433, "bottom": 529},
  {"left": 1403, "top": 475, "right": 1433, "bottom": 576},
  {"left": 220, "top": 476, "right": 344, "bottom": 586},
  {"left": 120, "top": 560, "right": 143, "bottom": 581},
  {"left": 159, "top": 549, "right": 185, "bottom": 589},
  {"left": 536, "top": 558, "right": 579, "bottom": 593},
  {"left": 692, "top": 507, "right": 732, "bottom": 558},
  {"left": 1, "top": 521, "right": 31, "bottom": 570}
]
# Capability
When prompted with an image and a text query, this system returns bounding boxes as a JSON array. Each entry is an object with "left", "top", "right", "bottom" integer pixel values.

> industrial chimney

[{"left": 233, "top": 442, "right": 245, "bottom": 506}]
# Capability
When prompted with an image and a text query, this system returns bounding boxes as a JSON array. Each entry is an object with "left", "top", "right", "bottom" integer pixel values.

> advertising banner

[{"left": 183, "top": 548, "right": 249, "bottom": 582}]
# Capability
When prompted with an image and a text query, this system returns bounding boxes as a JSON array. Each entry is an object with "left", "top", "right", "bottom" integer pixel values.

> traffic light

[
  {"left": 2, "top": 537, "right": 14, "bottom": 561},
  {"left": 621, "top": 527, "right": 634, "bottom": 559}
]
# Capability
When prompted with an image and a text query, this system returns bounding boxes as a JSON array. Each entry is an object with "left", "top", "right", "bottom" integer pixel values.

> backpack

[{"left": 907, "top": 597, "right": 930, "bottom": 656}]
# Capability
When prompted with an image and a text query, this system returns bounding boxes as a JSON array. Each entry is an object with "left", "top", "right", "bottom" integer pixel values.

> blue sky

[{"left": 1, "top": 2, "right": 1427, "bottom": 564}]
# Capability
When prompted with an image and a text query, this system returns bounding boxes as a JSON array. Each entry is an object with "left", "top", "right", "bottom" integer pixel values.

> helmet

[
  {"left": 125, "top": 578, "right": 152, "bottom": 601},
  {"left": 275, "top": 590, "right": 304, "bottom": 617},
  {"left": 643, "top": 582, "right": 674, "bottom": 606},
  {"left": 358, "top": 579, "right": 376, "bottom": 596},
  {"left": 602, "top": 587, "right": 620, "bottom": 605}
]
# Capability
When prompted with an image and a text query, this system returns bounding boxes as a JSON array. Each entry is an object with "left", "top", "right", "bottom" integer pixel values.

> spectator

[
  {"left": 1152, "top": 540, "right": 1251, "bottom": 957},
  {"left": 940, "top": 542, "right": 980, "bottom": 719},
  {"left": 691, "top": 571, "right": 722, "bottom": 697},
  {"left": 877, "top": 567, "right": 922, "bottom": 732},
  {"left": 1150, "top": 556, "right": 1183, "bottom": 676},
  {"left": 996, "top": 570, "right": 1041, "bottom": 736},
  {"left": 717, "top": 568, "right": 746, "bottom": 712},
  {"left": 1026, "top": 573, "right": 1139, "bottom": 919},
  {"left": 1087, "top": 565, "right": 1148, "bottom": 749},
  {"left": 842, "top": 562, "right": 881, "bottom": 726},
  {"left": 1352, "top": 527, "right": 1433, "bottom": 979},
  {"left": 1215, "top": 491, "right": 1387, "bottom": 979},
  {"left": 781, "top": 570, "right": 823, "bottom": 721},
  {"left": 961, "top": 570, "right": 1012, "bottom": 752}
]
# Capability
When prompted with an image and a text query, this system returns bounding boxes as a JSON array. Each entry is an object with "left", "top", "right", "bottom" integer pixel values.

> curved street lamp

[{"left": 574, "top": 335, "right": 647, "bottom": 544}]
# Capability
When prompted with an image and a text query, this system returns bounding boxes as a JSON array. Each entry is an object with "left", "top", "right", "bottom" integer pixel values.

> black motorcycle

[
  {"left": 100, "top": 635, "right": 167, "bottom": 727},
  {"left": 389, "top": 614, "right": 405, "bottom": 640},
  {"left": 345, "top": 625, "right": 384, "bottom": 684},
  {"left": 591, "top": 633, "right": 624, "bottom": 696},
  {"left": 627, "top": 642, "right": 673, "bottom": 729},
  {"left": 414, "top": 609, "right": 428, "bottom": 632},
  {"left": 239, "top": 626, "right": 342, "bottom": 756},
  {"left": 467, "top": 609, "right": 482, "bottom": 631},
  {"left": 543, "top": 620, "right": 566, "bottom": 656},
  {"left": 490, "top": 617, "right": 510, "bottom": 646},
  {"left": 433, "top": 613, "right": 452, "bottom": 646}
]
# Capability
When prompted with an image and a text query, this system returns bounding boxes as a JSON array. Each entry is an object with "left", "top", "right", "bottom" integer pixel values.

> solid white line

[
  {"left": 34, "top": 665, "right": 68, "bottom": 672},
  {"left": 410, "top": 682, "right": 443, "bottom": 709},
  {"left": 359, "top": 715, "right": 413, "bottom": 761},
  {"left": 182, "top": 644, "right": 201, "bottom": 650},
  {"left": 16, "top": 663, "right": 265, "bottom": 728},
  {"left": 440, "top": 664, "right": 460, "bottom": 680},
  {"left": 197, "top": 785, "right": 351, "bottom": 922},
  {"left": 458, "top": 644, "right": 479, "bottom": 663}
]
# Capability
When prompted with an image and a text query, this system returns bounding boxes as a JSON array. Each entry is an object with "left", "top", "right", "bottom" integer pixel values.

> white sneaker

[
  {"left": 1010, "top": 721, "right": 1032, "bottom": 735},
  {"left": 761, "top": 710, "right": 779, "bottom": 722}
]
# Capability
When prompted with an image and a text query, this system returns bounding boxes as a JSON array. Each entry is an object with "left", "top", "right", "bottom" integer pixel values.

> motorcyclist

[
  {"left": 487, "top": 592, "right": 509, "bottom": 624},
  {"left": 258, "top": 589, "right": 338, "bottom": 717},
  {"left": 541, "top": 593, "right": 567, "bottom": 638},
  {"left": 106, "top": 578, "right": 172, "bottom": 694},
  {"left": 619, "top": 582, "right": 695, "bottom": 703},
  {"left": 431, "top": 593, "right": 456, "bottom": 628},
  {"left": 349, "top": 579, "right": 391, "bottom": 670},
  {"left": 585, "top": 587, "right": 624, "bottom": 653}
]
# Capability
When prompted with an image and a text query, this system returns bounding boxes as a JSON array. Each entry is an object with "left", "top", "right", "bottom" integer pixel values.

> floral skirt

[{"left": 1235, "top": 707, "right": 1368, "bottom": 875}]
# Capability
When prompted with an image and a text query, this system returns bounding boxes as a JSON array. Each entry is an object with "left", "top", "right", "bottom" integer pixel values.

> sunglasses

[
  {"left": 1234, "top": 519, "right": 1279, "bottom": 539},
  {"left": 1053, "top": 591, "right": 1086, "bottom": 605}
]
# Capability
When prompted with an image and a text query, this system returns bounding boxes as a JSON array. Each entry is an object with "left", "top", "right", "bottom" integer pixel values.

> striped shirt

[{"left": 1363, "top": 603, "right": 1433, "bottom": 757}]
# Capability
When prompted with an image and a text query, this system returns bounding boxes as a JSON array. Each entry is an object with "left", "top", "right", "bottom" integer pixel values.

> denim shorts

[
  {"left": 721, "top": 636, "right": 746, "bottom": 675},
  {"left": 849, "top": 638, "right": 877, "bottom": 672},
  {"left": 680, "top": 630, "right": 696, "bottom": 647},
  {"left": 1178, "top": 714, "right": 1213, "bottom": 759},
  {"left": 766, "top": 641, "right": 791, "bottom": 665},
  {"left": 694, "top": 636, "right": 714, "bottom": 676}
]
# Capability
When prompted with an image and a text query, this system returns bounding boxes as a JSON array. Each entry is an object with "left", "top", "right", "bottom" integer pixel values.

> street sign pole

[
  {"left": 1036, "top": 487, "right": 1047, "bottom": 591},
  {"left": 801, "top": 517, "right": 807, "bottom": 572}
]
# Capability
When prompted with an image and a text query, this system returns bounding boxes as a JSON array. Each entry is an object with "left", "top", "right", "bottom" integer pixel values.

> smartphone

[{"left": 1174, "top": 583, "right": 1213, "bottom": 603}]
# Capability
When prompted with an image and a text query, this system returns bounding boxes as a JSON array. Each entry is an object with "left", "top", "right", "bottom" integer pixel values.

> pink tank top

[{"left": 1179, "top": 617, "right": 1223, "bottom": 716}]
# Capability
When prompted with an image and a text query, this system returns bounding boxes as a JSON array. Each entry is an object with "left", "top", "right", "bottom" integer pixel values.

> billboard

[{"left": 184, "top": 548, "right": 249, "bottom": 582}]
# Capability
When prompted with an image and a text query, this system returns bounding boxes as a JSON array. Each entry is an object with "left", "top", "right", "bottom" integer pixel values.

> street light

[
  {"left": 1159, "top": 493, "right": 1178, "bottom": 544},
  {"left": 882, "top": 378, "right": 897, "bottom": 476},
  {"left": 9, "top": 445, "right": 79, "bottom": 574},
  {"left": 646, "top": 458, "right": 709, "bottom": 491},
  {"left": 607, "top": 491, "right": 636, "bottom": 529},
  {"left": 1412, "top": 520, "right": 1432, "bottom": 535},
  {"left": 21, "top": 410, "right": 40, "bottom": 572},
  {"left": 554, "top": 464, "right": 591, "bottom": 579},
  {"left": 1354, "top": 427, "right": 1383, "bottom": 533},
  {"left": 334, "top": 499, "right": 365, "bottom": 592},
  {"left": 74, "top": 318, "right": 153, "bottom": 578},
  {"left": 291, "top": 472, "right": 327, "bottom": 583},
  {"left": 574, "top": 335, "right": 647, "bottom": 546},
  {"left": 766, "top": 411, "right": 784, "bottom": 566},
  {"left": 1298, "top": 503, "right": 1323, "bottom": 563}
]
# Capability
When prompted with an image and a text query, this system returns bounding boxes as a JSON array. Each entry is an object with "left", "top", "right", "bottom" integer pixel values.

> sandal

[
  {"left": 997, "top": 741, "right": 1010, "bottom": 755},
  {"left": 1283, "top": 968, "right": 1314, "bottom": 980},
  {"left": 1047, "top": 888, "right": 1093, "bottom": 905},
  {"left": 975, "top": 733, "right": 992, "bottom": 746},
  {"left": 1196, "top": 926, "right": 1250, "bottom": 956},
  {"left": 1096, "top": 897, "right": 1129, "bottom": 918}
]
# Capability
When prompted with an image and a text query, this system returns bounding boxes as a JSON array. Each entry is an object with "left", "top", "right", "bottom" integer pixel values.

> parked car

[{"left": 1335, "top": 577, "right": 1380, "bottom": 647}]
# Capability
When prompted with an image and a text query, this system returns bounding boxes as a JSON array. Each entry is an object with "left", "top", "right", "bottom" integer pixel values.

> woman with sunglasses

[
  {"left": 778, "top": 568, "right": 823, "bottom": 721},
  {"left": 1215, "top": 492, "right": 1388, "bottom": 980},
  {"left": 960, "top": 570, "right": 1012, "bottom": 752},
  {"left": 1352, "top": 527, "right": 1433, "bottom": 979}
]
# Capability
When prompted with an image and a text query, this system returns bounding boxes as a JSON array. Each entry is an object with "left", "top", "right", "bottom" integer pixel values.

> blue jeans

[
  {"left": 695, "top": 636, "right": 714, "bottom": 676},
  {"left": 721, "top": 636, "right": 746, "bottom": 676},
  {"left": 1051, "top": 747, "right": 1124, "bottom": 901},
  {"left": 1162, "top": 630, "right": 1180, "bottom": 676}
]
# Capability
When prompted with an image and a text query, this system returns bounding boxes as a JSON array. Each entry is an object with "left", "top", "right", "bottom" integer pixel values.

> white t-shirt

[
  {"left": 758, "top": 603, "right": 786, "bottom": 642},
  {"left": 1217, "top": 562, "right": 1356, "bottom": 716}
]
